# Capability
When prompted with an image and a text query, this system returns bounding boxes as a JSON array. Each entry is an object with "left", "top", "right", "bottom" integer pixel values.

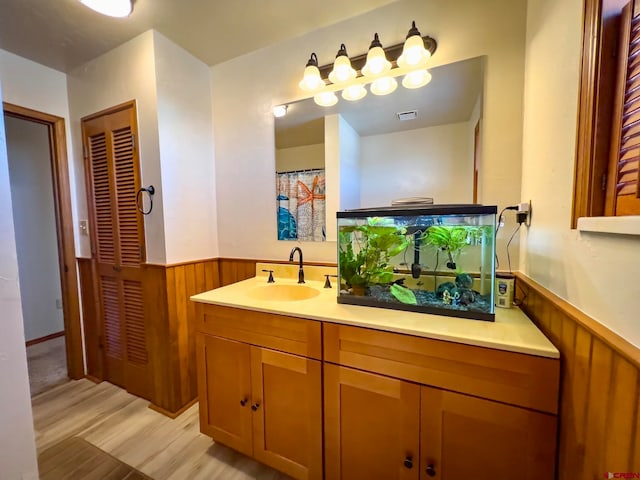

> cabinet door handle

[
  {"left": 403, "top": 456, "right": 413, "bottom": 469},
  {"left": 240, "top": 398, "right": 248, "bottom": 407},
  {"left": 251, "top": 403, "right": 260, "bottom": 411},
  {"left": 425, "top": 464, "right": 436, "bottom": 477}
]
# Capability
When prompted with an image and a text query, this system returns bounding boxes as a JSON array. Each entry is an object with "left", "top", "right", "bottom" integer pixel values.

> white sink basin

[{"left": 247, "top": 284, "right": 320, "bottom": 302}]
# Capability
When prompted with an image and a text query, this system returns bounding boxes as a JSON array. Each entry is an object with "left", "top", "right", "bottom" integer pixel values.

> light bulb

[
  {"left": 342, "top": 84, "right": 367, "bottom": 101},
  {"left": 370, "top": 77, "right": 398, "bottom": 96},
  {"left": 362, "top": 34, "right": 391, "bottom": 78},
  {"left": 80, "top": 0, "right": 132, "bottom": 17},
  {"left": 402, "top": 70, "right": 432, "bottom": 89},
  {"left": 397, "top": 22, "right": 431, "bottom": 69},
  {"left": 273, "top": 105, "right": 288, "bottom": 118},
  {"left": 314, "top": 91, "right": 339, "bottom": 107},
  {"left": 328, "top": 44, "right": 356, "bottom": 85},
  {"left": 299, "top": 64, "right": 325, "bottom": 92}
]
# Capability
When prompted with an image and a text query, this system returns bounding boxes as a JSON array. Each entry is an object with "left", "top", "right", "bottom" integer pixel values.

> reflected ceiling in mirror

[{"left": 276, "top": 56, "right": 484, "bottom": 149}]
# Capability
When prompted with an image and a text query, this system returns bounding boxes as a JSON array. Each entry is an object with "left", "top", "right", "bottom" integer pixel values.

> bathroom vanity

[{"left": 191, "top": 264, "right": 559, "bottom": 480}]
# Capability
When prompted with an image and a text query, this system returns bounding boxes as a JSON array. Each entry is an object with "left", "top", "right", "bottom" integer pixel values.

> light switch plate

[{"left": 79, "top": 219, "right": 88, "bottom": 236}]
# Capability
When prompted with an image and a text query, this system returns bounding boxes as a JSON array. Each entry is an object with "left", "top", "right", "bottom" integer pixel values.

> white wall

[
  {"left": 276, "top": 143, "right": 324, "bottom": 172},
  {"left": 0, "top": 49, "right": 80, "bottom": 255},
  {"left": 325, "top": 114, "right": 361, "bottom": 240},
  {"left": 360, "top": 122, "right": 472, "bottom": 207},
  {"left": 521, "top": 0, "right": 640, "bottom": 348},
  {"left": 67, "top": 31, "right": 166, "bottom": 263},
  {"left": 338, "top": 116, "right": 361, "bottom": 212},
  {"left": 0, "top": 84, "right": 39, "bottom": 480},
  {"left": 5, "top": 116, "right": 64, "bottom": 341},
  {"left": 153, "top": 31, "right": 218, "bottom": 263},
  {"left": 211, "top": 0, "right": 527, "bottom": 262}
]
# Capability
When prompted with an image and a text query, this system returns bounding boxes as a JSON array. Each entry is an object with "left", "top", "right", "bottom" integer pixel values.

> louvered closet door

[
  {"left": 608, "top": 1, "right": 640, "bottom": 215},
  {"left": 83, "top": 104, "right": 150, "bottom": 400}
]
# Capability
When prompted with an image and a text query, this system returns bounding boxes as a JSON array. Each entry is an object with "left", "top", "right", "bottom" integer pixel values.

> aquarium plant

[
  {"left": 339, "top": 217, "right": 409, "bottom": 292},
  {"left": 422, "top": 225, "right": 486, "bottom": 269}
]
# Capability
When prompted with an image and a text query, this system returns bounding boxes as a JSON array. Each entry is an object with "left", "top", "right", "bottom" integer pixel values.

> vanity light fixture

[
  {"left": 314, "top": 91, "right": 339, "bottom": 107},
  {"left": 397, "top": 21, "right": 431, "bottom": 69},
  {"left": 273, "top": 105, "right": 288, "bottom": 118},
  {"left": 370, "top": 76, "right": 398, "bottom": 96},
  {"left": 298, "top": 21, "right": 437, "bottom": 107},
  {"left": 342, "top": 84, "right": 367, "bottom": 101},
  {"left": 328, "top": 44, "right": 357, "bottom": 85},
  {"left": 362, "top": 33, "right": 391, "bottom": 78},
  {"left": 79, "top": 0, "right": 133, "bottom": 17},
  {"left": 402, "top": 69, "right": 432, "bottom": 89},
  {"left": 298, "top": 53, "right": 324, "bottom": 93}
]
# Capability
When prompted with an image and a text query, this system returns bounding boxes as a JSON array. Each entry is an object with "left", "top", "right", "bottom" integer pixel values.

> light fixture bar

[
  {"left": 318, "top": 35, "right": 437, "bottom": 80},
  {"left": 306, "top": 64, "right": 432, "bottom": 95}
]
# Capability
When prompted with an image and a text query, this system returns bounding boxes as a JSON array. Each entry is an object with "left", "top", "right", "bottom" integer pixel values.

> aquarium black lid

[{"left": 337, "top": 204, "right": 498, "bottom": 218}]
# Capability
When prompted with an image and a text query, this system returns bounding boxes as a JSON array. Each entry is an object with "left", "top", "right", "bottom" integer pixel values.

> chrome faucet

[{"left": 289, "top": 247, "right": 305, "bottom": 284}]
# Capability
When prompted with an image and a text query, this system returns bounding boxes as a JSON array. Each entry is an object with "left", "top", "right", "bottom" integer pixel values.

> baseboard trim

[
  {"left": 515, "top": 272, "right": 640, "bottom": 369},
  {"left": 26, "top": 330, "right": 65, "bottom": 347},
  {"left": 149, "top": 397, "right": 198, "bottom": 419}
]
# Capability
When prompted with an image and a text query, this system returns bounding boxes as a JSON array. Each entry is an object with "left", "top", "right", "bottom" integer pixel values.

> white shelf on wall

[{"left": 577, "top": 216, "right": 640, "bottom": 236}]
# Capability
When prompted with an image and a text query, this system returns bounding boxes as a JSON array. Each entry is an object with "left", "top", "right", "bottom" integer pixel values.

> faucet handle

[
  {"left": 261, "top": 269, "right": 275, "bottom": 283},
  {"left": 324, "top": 274, "right": 339, "bottom": 288}
]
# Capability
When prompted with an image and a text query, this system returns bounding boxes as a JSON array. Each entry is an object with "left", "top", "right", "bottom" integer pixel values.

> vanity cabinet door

[
  {"left": 250, "top": 347, "right": 323, "bottom": 480},
  {"left": 196, "top": 334, "right": 252, "bottom": 456},
  {"left": 420, "top": 386, "right": 557, "bottom": 480},
  {"left": 324, "top": 364, "right": 420, "bottom": 480}
]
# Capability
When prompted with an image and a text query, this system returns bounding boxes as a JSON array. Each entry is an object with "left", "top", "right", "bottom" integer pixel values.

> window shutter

[
  {"left": 100, "top": 276, "right": 122, "bottom": 359},
  {"left": 123, "top": 280, "right": 147, "bottom": 365},
  {"left": 89, "top": 132, "right": 116, "bottom": 263},
  {"left": 112, "top": 126, "right": 144, "bottom": 265},
  {"left": 608, "top": 1, "right": 640, "bottom": 215}
]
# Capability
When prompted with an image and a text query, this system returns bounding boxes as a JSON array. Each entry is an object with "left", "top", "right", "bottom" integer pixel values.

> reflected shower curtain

[{"left": 277, "top": 169, "right": 326, "bottom": 241}]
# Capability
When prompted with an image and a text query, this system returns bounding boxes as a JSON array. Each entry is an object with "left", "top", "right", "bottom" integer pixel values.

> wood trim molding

[
  {"left": 572, "top": 0, "right": 601, "bottom": 228},
  {"left": 515, "top": 271, "right": 640, "bottom": 478},
  {"left": 3, "top": 102, "right": 84, "bottom": 380},
  {"left": 26, "top": 331, "right": 65, "bottom": 347},
  {"left": 145, "top": 257, "right": 218, "bottom": 268},
  {"left": 80, "top": 99, "right": 137, "bottom": 123},
  {"left": 515, "top": 272, "right": 640, "bottom": 368}
]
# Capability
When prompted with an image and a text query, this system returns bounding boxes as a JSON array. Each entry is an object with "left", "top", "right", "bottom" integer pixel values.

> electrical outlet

[
  {"left": 56, "top": 299, "right": 63, "bottom": 309},
  {"left": 79, "top": 220, "right": 88, "bottom": 236}
]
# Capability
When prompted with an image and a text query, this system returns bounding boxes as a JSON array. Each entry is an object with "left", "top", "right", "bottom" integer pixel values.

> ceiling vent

[{"left": 396, "top": 110, "right": 418, "bottom": 121}]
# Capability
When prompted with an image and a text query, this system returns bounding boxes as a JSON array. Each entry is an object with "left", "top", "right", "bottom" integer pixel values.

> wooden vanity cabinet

[
  {"left": 420, "top": 387, "right": 557, "bottom": 480},
  {"left": 195, "top": 304, "right": 323, "bottom": 480},
  {"left": 323, "top": 323, "right": 559, "bottom": 480},
  {"left": 324, "top": 364, "right": 420, "bottom": 480}
]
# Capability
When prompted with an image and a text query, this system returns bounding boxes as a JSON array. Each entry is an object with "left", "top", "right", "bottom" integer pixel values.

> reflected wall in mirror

[{"left": 275, "top": 55, "right": 485, "bottom": 242}]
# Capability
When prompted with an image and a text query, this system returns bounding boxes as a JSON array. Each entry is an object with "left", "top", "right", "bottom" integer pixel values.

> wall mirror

[{"left": 275, "top": 55, "right": 485, "bottom": 242}]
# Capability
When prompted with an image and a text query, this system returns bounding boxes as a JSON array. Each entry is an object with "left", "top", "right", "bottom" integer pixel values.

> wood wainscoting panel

[
  {"left": 217, "top": 258, "right": 337, "bottom": 287},
  {"left": 218, "top": 258, "right": 260, "bottom": 286},
  {"left": 515, "top": 273, "right": 640, "bottom": 479},
  {"left": 146, "top": 258, "right": 220, "bottom": 415}
]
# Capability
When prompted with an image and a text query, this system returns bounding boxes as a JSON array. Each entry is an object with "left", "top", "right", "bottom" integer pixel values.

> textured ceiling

[{"left": 0, "top": 0, "right": 400, "bottom": 72}]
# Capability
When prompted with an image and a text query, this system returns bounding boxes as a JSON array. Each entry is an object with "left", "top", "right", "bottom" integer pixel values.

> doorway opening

[{"left": 3, "top": 103, "right": 84, "bottom": 396}]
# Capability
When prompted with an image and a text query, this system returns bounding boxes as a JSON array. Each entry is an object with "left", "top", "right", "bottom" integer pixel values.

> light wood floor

[{"left": 33, "top": 379, "right": 290, "bottom": 479}]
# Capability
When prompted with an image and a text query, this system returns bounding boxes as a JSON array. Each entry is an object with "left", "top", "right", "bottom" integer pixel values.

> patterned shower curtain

[{"left": 277, "top": 169, "right": 326, "bottom": 241}]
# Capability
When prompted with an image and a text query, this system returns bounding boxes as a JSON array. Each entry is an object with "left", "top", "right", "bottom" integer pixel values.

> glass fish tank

[{"left": 337, "top": 205, "right": 497, "bottom": 321}]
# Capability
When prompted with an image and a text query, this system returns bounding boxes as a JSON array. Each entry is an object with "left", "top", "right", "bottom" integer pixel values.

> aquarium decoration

[{"left": 337, "top": 205, "right": 497, "bottom": 321}]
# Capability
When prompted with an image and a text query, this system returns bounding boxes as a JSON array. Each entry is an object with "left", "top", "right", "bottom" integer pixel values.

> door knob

[
  {"left": 403, "top": 456, "right": 413, "bottom": 469},
  {"left": 239, "top": 398, "right": 248, "bottom": 407},
  {"left": 425, "top": 464, "right": 436, "bottom": 477},
  {"left": 251, "top": 403, "right": 260, "bottom": 411}
]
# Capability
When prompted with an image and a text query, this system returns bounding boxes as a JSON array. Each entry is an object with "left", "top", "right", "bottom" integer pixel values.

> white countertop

[{"left": 190, "top": 267, "right": 559, "bottom": 359}]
